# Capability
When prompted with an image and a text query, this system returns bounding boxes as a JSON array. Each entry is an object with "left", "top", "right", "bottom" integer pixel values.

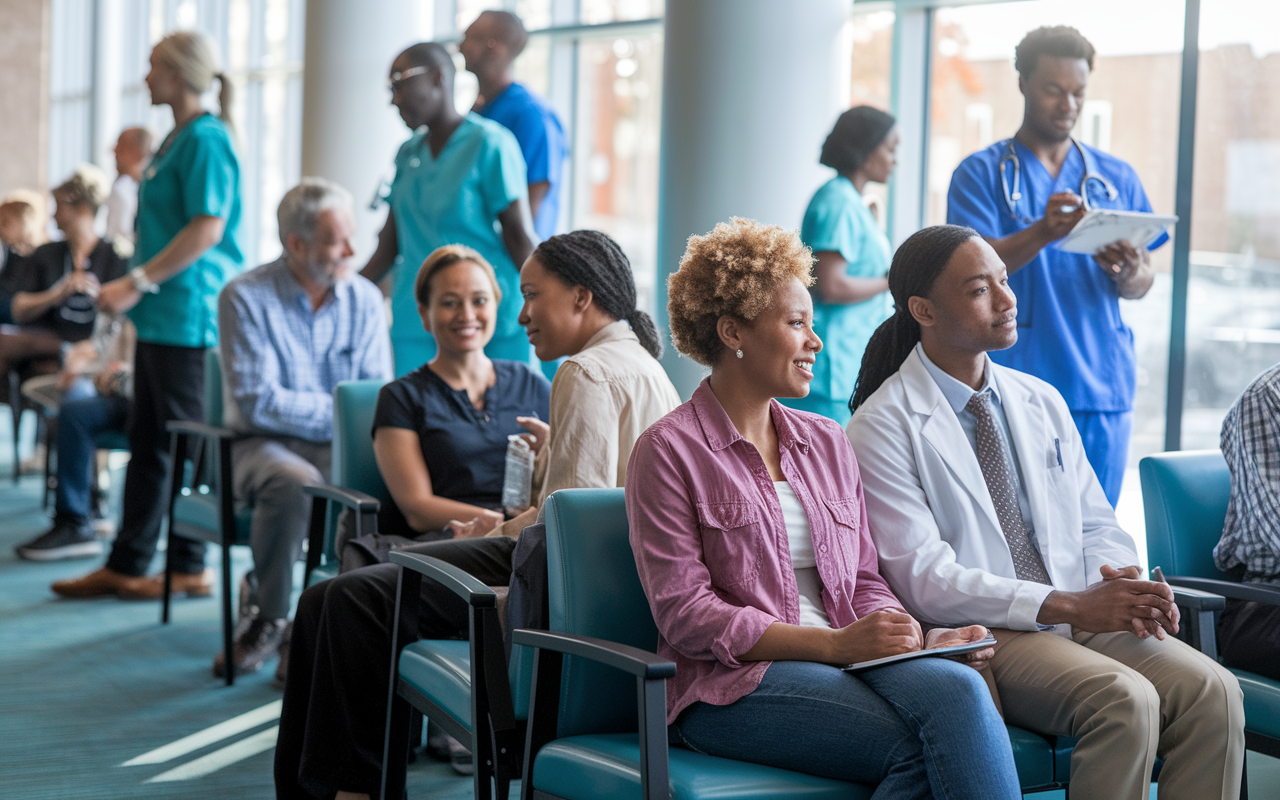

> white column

[
  {"left": 887, "top": 7, "right": 931, "bottom": 249},
  {"left": 655, "top": 0, "right": 851, "bottom": 396},
  {"left": 299, "top": 0, "right": 431, "bottom": 262},
  {"left": 92, "top": 0, "right": 124, "bottom": 173}
]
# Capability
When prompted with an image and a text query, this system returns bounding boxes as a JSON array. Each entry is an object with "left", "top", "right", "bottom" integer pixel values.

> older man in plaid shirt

[
  {"left": 216, "top": 178, "right": 392, "bottom": 677},
  {"left": 1215, "top": 361, "right": 1280, "bottom": 681}
]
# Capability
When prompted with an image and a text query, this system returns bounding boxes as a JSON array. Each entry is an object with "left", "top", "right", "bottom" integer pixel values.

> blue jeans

[
  {"left": 56, "top": 391, "right": 130, "bottom": 523},
  {"left": 671, "top": 659, "right": 1021, "bottom": 800}
]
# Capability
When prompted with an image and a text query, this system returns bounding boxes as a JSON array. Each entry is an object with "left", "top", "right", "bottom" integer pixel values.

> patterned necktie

[{"left": 965, "top": 390, "right": 1053, "bottom": 585}]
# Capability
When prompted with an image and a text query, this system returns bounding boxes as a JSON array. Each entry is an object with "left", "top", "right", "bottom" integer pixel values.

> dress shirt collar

[
  {"left": 916, "top": 342, "right": 999, "bottom": 413},
  {"left": 690, "top": 378, "right": 809, "bottom": 454},
  {"left": 270, "top": 255, "right": 346, "bottom": 313}
]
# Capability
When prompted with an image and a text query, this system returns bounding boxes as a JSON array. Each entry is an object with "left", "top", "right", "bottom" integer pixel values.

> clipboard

[
  {"left": 841, "top": 634, "right": 996, "bottom": 673},
  {"left": 1057, "top": 209, "right": 1177, "bottom": 254}
]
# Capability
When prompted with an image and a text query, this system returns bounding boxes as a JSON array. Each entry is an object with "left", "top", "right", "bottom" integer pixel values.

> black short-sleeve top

[
  {"left": 373, "top": 359, "right": 552, "bottom": 509},
  {"left": 0, "top": 239, "right": 130, "bottom": 340}
]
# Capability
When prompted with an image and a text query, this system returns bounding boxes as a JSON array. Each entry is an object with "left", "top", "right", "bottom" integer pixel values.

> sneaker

[
  {"left": 236, "top": 571, "right": 260, "bottom": 639},
  {"left": 272, "top": 620, "right": 292, "bottom": 689},
  {"left": 16, "top": 517, "right": 103, "bottom": 561},
  {"left": 448, "top": 736, "right": 474, "bottom": 776},
  {"left": 213, "top": 617, "right": 289, "bottom": 678}
]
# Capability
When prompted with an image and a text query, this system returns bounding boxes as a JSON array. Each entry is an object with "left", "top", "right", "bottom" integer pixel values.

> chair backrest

[
  {"left": 332, "top": 380, "right": 390, "bottom": 503},
  {"left": 543, "top": 487, "right": 659, "bottom": 737},
  {"left": 204, "top": 348, "right": 223, "bottom": 427},
  {"left": 1139, "top": 450, "right": 1235, "bottom": 582}
]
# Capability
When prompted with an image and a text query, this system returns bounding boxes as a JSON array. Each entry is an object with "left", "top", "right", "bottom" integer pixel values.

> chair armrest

[
  {"left": 302, "top": 483, "right": 380, "bottom": 513},
  {"left": 511, "top": 629, "right": 676, "bottom": 680},
  {"left": 389, "top": 551, "right": 497, "bottom": 608},
  {"left": 166, "top": 420, "right": 240, "bottom": 440},
  {"left": 1170, "top": 576, "right": 1280, "bottom": 607},
  {"left": 1171, "top": 586, "right": 1226, "bottom": 612}
]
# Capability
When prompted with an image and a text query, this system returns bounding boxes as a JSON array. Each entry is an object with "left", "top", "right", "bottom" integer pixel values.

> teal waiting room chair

[
  {"left": 299, "top": 379, "right": 388, "bottom": 588},
  {"left": 162, "top": 348, "right": 249, "bottom": 684},
  {"left": 1141, "top": 449, "right": 1280, "bottom": 772},
  {"left": 511, "top": 488, "right": 1087, "bottom": 800}
]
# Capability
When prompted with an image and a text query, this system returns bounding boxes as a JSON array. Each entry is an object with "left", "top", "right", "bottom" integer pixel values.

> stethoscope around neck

[{"left": 998, "top": 137, "right": 1119, "bottom": 225}]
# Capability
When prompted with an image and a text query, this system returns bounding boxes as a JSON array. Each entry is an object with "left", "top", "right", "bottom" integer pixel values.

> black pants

[
  {"left": 106, "top": 341, "right": 207, "bottom": 576},
  {"left": 1218, "top": 595, "right": 1280, "bottom": 682},
  {"left": 275, "top": 536, "right": 517, "bottom": 799}
]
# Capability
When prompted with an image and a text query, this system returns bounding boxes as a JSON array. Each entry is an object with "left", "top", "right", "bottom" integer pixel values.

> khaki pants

[{"left": 981, "top": 628, "right": 1244, "bottom": 800}]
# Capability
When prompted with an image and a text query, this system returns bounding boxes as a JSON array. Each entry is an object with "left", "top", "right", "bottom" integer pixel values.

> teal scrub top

[
  {"left": 800, "top": 176, "right": 892, "bottom": 408},
  {"left": 129, "top": 113, "right": 244, "bottom": 348},
  {"left": 387, "top": 113, "right": 528, "bottom": 347}
]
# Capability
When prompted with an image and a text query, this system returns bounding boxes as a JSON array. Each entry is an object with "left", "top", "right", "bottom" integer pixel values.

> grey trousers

[{"left": 232, "top": 436, "right": 331, "bottom": 620}]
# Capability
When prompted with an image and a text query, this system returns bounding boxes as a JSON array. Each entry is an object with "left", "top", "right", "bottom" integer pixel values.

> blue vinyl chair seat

[
  {"left": 519, "top": 489, "right": 1071, "bottom": 799},
  {"left": 1141, "top": 449, "right": 1280, "bottom": 770},
  {"left": 92, "top": 430, "right": 130, "bottom": 451},
  {"left": 170, "top": 491, "right": 253, "bottom": 545},
  {"left": 399, "top": 639, "right": 474, "bottom": 730},
  {"left": 532, "top": 733, "right": 872, "bottom": 800},
  {"left": 1236, "top": 671, "right": 1280, "bottom": 741}
]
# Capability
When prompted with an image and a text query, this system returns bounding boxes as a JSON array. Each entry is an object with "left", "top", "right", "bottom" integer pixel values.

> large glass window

[
  {"left": 849, "top": 8, "right": 895, "bottom": 231},
  {"left": 1181, "top": 2, "right": 1280, "bottom": 448}
]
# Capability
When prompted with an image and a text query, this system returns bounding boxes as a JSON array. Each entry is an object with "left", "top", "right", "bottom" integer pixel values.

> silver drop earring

[{"left": 735, "top": 349, "right": 743, "bottom": 359}]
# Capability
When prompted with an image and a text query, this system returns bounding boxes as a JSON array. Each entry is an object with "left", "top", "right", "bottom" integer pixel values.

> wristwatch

[{"left": 129, "top": 267, "right": 160, "bottom": 294}]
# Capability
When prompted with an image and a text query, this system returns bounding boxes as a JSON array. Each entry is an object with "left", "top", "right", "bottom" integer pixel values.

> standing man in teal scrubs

[
  {"left": 362, "top": 42, "right": 536, "bottom": 377},
  {"left": 781, "top": 106, "right": 898, "bottom": 425}
]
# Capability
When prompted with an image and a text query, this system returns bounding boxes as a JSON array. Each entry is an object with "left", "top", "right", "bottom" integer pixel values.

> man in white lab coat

[{"left": 846, "top": 224, "right": 1244, "bottom": 800}]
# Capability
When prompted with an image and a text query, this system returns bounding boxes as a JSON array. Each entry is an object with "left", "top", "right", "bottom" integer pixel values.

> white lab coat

[{"left": 845, "top": 348, "right": 1140, "bottom": 636}]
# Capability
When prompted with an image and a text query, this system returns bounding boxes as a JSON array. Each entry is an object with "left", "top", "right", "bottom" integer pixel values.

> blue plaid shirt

[
  {"left": 1216, "top": 362, "right": 1280, "bottom": 584},
  {"left": 218, "top": 257, "right": 392, "bottom": 442}
]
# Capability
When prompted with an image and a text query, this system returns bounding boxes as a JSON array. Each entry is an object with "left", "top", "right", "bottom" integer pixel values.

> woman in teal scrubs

[
  {"left": 782, "top": 106, "right": 897, "bottom": 425},
  {"left": 56, "top": 31, "right": 244, "bottom": 599}
]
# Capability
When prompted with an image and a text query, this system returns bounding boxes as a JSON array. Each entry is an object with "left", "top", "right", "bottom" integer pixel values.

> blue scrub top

[
  {"left": 797, "top": 176, "right": 892, "bottom": 410},
  {"left": 947, "top": 139, "right": 1165, "bottom": 413},
  {"left": 388, "top": 113, "right": 528, "bottom": 350},
  {"left": 476, "top": 82, "right": 567, "bottom": 241},
  {"left": 130, "top": 113, "right": 244, "bottom": 348}
]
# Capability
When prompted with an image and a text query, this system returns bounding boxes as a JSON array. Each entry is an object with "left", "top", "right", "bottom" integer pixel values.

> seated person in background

[
  {"left": 0, "top": 189, "right": 48, "bottom": 270},
  {"left": 1213, "top": 361, "right": 1280, "bottom": 681},
  {"left": 846, "top": 225, "right": 1244, "bottom": 800},
  {"left": 0, "top": 167, "right": 129, "bottom": 429},
  {"left": 15, "top": 314, "right": 136, "bottom": 560},
  {"left": 358, "top": 243, "right": 550, "bottom": 556},
  {"left": 275, "top": 229, "right": 680, "bottom": 800},
  {"left": 629, "top": 218, "right": 1019, "bottom": 797},
  {"left": 214, "top": 177, "right": 392, "bottom": 677}
]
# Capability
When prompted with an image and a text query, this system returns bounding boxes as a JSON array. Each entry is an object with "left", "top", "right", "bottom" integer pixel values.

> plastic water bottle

[{"left": 501, "top": 434, "right": 534, "bottom": 515}]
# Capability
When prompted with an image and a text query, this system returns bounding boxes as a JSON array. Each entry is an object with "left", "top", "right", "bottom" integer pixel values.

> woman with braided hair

[{"left": 275, "top": 230, "right": 679, "bottom": 800}]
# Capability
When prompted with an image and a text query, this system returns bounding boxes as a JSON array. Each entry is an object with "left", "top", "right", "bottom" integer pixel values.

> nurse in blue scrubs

[
  {"left": 780, "top": 106, "right": 896, "bottom": 425},
  {"left": 946, "top": 26, "right": 1165, "bottom": 506},
  {"left": 361, "top": 42, "right": 536, "bottom": 377}
]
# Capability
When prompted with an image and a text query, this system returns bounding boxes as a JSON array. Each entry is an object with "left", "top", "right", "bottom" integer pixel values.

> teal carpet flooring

[
  {"left": 2, "top": 409, "right": 1278, "bottom": 798},
  {"left": 0, "top": 410, "right": 474, "bottom": 798}
]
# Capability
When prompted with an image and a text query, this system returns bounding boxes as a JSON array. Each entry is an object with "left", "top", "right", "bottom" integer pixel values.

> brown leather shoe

[
  {"left": 51, "top": 567, "right": 146, "bottom": 598},
  {"left": 117, "top": 569, "right": 215, "bottom": 600}
]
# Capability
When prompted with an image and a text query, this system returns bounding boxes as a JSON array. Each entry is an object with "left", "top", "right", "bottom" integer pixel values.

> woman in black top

[
  {"left": 371, "top": 244, "right": 550, "bottom": 541},
  {"left": 0, "top": 166, "right": 129, "bottom": 406}
]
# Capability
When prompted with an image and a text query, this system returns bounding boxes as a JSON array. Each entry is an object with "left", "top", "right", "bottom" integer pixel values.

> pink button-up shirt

[{"left": 627, "top": 380, "right": 902, "bottom": 723}]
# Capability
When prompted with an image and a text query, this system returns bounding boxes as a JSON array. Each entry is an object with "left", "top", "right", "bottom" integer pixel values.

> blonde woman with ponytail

[{"left": 55, "top": 31, "right": 245, "bottom": 600}]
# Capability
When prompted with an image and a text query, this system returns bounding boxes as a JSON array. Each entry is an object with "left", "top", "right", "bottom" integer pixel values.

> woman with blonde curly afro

[{"left": 626, "top": 217, "right": 1020, "bottom": 797}]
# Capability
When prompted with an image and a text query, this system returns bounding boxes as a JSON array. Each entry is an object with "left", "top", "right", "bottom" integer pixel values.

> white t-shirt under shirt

[{"left": 774, "top": 480, "right": 832, "bottom": 628}]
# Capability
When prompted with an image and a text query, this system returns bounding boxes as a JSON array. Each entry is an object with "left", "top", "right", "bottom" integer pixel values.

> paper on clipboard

[
  {"left": 1057, "top": 209, "right": 1177, "bottom": 254},
  {"left": 841, "top": 634, "right": 996, "bottom": 673}
]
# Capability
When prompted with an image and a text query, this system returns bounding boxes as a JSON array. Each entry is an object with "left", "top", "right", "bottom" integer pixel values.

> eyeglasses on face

[{"left": 388, "top": 65, "right": 431, "bottom": 95}]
